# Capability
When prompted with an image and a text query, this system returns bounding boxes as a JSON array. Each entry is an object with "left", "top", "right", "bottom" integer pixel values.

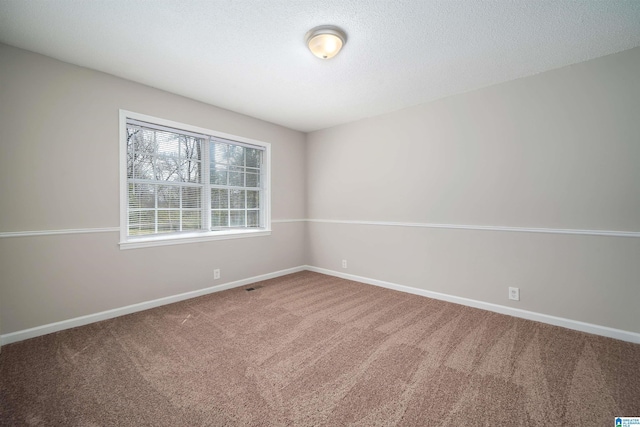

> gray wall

[
  {"left": 306, "top": 47, "right": 640, "bottom": 333},
  {"left": 0, "top": 43, "right": 306, "bottom": 334},
  {"left": 2, "top": 42, "right": 639, "bottom": 338}
]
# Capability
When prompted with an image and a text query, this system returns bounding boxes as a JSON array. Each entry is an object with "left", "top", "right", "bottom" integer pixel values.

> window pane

[
  {"left": 155, "top": 156, "right": 181, "bottom": 181},
  {"left": 246, "top": 148, "right": 260, "bottom": 168},
  {"left": 228, "top": 145, "right": 245, "bottom": 166},
  {"left": 211, "top": 188, "right": 228, "bottom": 209},
  {"left": 230, "top": 189, "right": 245, "bottom": 209},
  {"left": 128, "top": 128, "right": 155, "bottom": 157},
  {"left": 246, "top": 190, "right": 259, "bottom": 209},
  {"left": 211, "top": 143, "right": 229, "bottom": 164},
  {"left": 157, "top": 210, "right": 180, "bottom": 232},
  {"left": 181, "top": 160, "right": 201, "bottom": 183},
  {"left": 127, "top": 129, "right": 137, "bottom": 152},
  {"left": 180, "top": 136, "right": 201, "bottom": 159},
  {"left": 245, "top": 172, "right": 259, "bottom": 188},
  {"left": 247, "top": 210, "right": 259, "bottom": 227},
  {"left": 157, "top": 185, "right": 180, "bottom": 208},
  {"left": 230, "top": 210, "right": 245, "bottom": 227},
  {"left": 127, "top": 152, "right": 134, "bottom": 179},
  {"left": 129, "top": 184, "right": 155, "bottom": 209},
  {"left": 156, "top": 131, "right": 180, "bottom": 157},
  {"left": 228, "top": 171, "right": 244, "bottom": 187},
  {"left": 183, "top": 187, "right": 201, "bottom": 209},
  {"left": 182, "top": 210, "right": 201, "bottom": 231},
  {"left": 128, "top": 210, "right": 155, "bottom": 235},
  {"left": 211, "top": 210, "right": 229, "bottom": 228},
  {"left": 131, "top": 155, "right": 154, "bottom": 180},
  {"left": 210, "top": 164, "right": 228, "bottom": 185}
]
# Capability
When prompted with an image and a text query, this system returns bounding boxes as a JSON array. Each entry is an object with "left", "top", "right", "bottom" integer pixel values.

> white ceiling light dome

[{"left": 305, "top": 25, "right": 347, "bottom": 59}]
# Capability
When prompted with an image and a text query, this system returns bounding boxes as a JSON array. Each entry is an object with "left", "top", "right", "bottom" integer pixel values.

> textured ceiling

[{"left": 1, "top": 1, "right": 640, "bottom": 132}]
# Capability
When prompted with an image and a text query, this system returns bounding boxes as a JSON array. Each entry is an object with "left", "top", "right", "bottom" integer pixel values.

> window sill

[{"left": 119, "top": 228, "right": 271, "bottom": 250}]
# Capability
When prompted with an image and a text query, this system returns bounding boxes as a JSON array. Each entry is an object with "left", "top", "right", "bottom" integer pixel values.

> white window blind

[
  {"left": 122, "top": 113, "right": 269, "bottom": 246},
  {"left": 127, "top": 122, "right": 204, "bottom": 236}
]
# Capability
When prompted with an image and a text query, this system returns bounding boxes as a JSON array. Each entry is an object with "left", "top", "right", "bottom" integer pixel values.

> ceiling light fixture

[{"left": 305, "top": 25, "right": 347, "bottom": 59}]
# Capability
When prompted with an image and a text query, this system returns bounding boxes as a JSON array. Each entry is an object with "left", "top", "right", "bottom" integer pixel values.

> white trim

[
  {"left": 262, "top": 138, "right": 272, "bottom": 230},
  {"left": 119, "top": 109, "right": 128, "bottom": 245},
  {"left": 2, "top": 220, "right": 637, "bottom": 240},
  {"left": 120, "top": 110, "right": 272, "bottom": 149},
  {"left": 0, "top": 266, "right": 305, "bottom": 346},
  {"left": 0, "top": 227, "right": 119, "bottom": 238},
  {"left": 3, "top": 264, "right": 638, "bottom": 345},
  {"left": 119, "top": 229, "right": 271, "bottom": 250},
  {"left": 304, "top": 265, "right": 640, "bottom": 344},
  {"left": 307, "top": 219, "right": 640, "bottom": 238},
  {"left": 0, "top": 221, "right": 303, "bottom": 239}
]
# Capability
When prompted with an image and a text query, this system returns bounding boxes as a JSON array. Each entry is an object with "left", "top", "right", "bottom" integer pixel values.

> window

[{"left": 119, "top": 110, "right": 270, "bottom": 249}]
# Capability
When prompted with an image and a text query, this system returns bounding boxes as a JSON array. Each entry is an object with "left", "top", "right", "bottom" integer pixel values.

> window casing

[{"left": 119, "top": 110, "right": 271, "bottom": 249}]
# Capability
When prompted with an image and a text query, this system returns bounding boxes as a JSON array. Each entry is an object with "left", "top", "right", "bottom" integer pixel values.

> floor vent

[{"left": 245, "top": 285, "right": 263, "bottom": 292}]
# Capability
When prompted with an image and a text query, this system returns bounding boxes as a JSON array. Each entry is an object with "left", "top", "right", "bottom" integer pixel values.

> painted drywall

[
  {"left": 0, "top": 43, "right": 306, "bottom": 334},
  {"left": 306, "top": 47, "right": 640, "bottom": 333},
  {"left": 2, "top": 42, "right": 639, "bottom": 339}
]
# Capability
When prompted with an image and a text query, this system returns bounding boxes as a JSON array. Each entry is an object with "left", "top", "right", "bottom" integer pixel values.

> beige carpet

[{"left": 1, "top": 271, "right": 638, "bottom": 426}]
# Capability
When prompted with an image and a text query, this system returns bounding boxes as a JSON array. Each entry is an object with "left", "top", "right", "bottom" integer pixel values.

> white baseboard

[
  {"left": 0, "top": 266, "right": 305, "bottom": 346},
  {"left": 3, "top": 264, "right": 638, "bottom": 346},
  {"left": 305, "top": 265, "right": 640, "bottom": 344}
]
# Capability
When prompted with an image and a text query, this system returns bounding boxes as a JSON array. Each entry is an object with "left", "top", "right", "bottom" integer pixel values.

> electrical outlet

[
  {"left": 342, "top": 259, "right": 348, "bottom": 269},
  {"left": 214, "top": 269, "right": 221, "bottom": 280},
  {"left": 509, "top": 287, "right": 520, "bottom": 301}
]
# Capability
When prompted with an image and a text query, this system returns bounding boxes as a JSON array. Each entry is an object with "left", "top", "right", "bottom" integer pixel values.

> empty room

[{"left": 1, "top": 1, "right": 639, "bottom": 425}]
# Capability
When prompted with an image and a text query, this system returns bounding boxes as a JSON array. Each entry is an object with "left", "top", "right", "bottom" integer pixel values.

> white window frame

[{"left": 119, "top": 110, "right": 271, "bottom": 250}]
